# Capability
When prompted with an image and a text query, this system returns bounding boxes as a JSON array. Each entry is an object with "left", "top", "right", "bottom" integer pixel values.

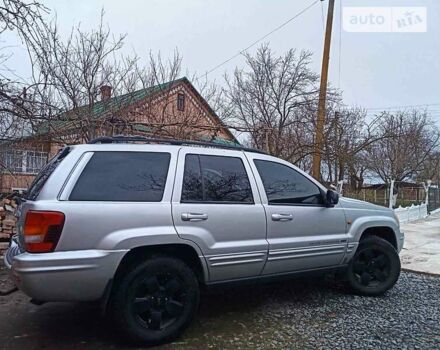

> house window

[
  {"left": 12, "top": 187, "right": 27, "bottom": 194},
  {"left": 3, "top": 150, "right": 24, "bottom": 173},
  {"left": 1, "top": 150, "right": 48, "bottom": 174},
  {"left": 177, "top": 93, "right": 185, "bottom": 111},
  {"left": 26, "top": 151, "right": 49, "bottom": 174}
]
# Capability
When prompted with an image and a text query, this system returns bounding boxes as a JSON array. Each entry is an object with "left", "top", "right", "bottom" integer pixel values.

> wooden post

[{"left": 312, "top": 0, "right": 336, "bottom": 180}]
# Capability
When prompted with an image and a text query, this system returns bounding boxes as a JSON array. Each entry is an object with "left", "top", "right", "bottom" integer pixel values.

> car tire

[
  {"left": 109, "top": 256, "right": 200, "bottom": 346},
  {"left": 346, "top": 236, "right": 401, "bottom": 296}
]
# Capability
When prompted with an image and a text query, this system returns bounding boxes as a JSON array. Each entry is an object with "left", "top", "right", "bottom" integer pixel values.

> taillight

[{"left": 24, "top": 211, "right": 65, "bottom": 253}]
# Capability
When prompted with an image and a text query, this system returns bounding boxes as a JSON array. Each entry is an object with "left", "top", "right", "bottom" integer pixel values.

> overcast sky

[{"left": 2, "top": 0, "right": 440, "bottom": 119}]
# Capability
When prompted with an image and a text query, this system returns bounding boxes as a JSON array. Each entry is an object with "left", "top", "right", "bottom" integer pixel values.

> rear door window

[
  {"left": 69, "top": 151, "right": 170, "bottom": 202},
  {"left": 181, "top": 154, "right": 253, "bottom": 203}
]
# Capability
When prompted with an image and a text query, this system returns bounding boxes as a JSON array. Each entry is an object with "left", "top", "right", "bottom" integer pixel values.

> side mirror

[{"left": 325, "top": 189, "right": 339, "bottom": 207}]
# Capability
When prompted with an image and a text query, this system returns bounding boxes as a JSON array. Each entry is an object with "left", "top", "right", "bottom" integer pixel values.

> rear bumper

[{"left": 4, "top": 238, "right": 127, "bottom": 302}]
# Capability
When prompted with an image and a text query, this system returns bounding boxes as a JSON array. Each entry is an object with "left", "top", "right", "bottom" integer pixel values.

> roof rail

[{"left": 88, "top": 135, "right": 267, "bottom": 154}]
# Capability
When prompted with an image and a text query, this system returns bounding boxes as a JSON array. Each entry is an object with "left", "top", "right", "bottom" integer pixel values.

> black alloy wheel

[
  {"left": 352, "top": 248, "right": 390, "bottom": 287},
  {"left": 347, "top": 236, "right": 401, "bottom": 296},
  {"left": 109, "top": 256, "right": 199, "bottom": 346},
  {"left": 131, "top": 273, "right": 185, "bottom": 331}
]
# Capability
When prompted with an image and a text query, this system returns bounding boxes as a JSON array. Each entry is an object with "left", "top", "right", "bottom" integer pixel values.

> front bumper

[
  {"left": 398, "top": 230, "right": 405, "bottom": 253},
  {"left": 4, "top": 237, "right": 127, "bottom": 302}
]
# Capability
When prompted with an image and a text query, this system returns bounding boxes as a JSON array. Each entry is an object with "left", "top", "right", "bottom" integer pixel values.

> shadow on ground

[{"left": 0, "top": 269, "right": 344, "bottom": 350}]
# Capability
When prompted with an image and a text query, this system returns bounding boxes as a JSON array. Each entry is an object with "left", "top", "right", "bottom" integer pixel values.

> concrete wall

[{"left": 394, "top": 203, "right": 428, "bottom": 224}]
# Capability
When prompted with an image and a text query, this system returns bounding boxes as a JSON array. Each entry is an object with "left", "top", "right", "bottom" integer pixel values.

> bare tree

[
  {"left": 0, "top": 0, "right": 48, "bottom": 142},
  {"left": 364, "top": 110, "right": 440, "bottom": 184},
  {"left": 28, "top": 16, "right": 222, "bottom": 143},
  {"left": 223, "top": 44, "right": 381, "bottom": 176},
  {"left": 26, "top": 10, "right": 141, "bottom": 142},
  {"left": 223, "top": 44, "right": 319, "bottom": 165},
  {"left": 322, "top": 108, "right": 385, "bottom": 190},
  {"left": 0, "top": 0, "right": 52, "bottom": 189},
  {"left": 417, "top": 151, "right": 440, "bottom": 184}
]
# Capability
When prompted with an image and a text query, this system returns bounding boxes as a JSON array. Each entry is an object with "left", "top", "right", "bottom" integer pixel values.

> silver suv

[{"left": 5, "top": 136, "right": 404, "bottom": 346}]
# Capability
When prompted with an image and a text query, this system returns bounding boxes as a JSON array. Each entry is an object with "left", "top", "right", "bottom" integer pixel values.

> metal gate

[{"left": 428, "top": 187, "right": 440, "bottom": 213}]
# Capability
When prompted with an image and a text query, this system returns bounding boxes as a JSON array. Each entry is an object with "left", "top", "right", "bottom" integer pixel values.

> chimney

[{"left": 100, "top": 85, "right": 112, "bottom": 101}]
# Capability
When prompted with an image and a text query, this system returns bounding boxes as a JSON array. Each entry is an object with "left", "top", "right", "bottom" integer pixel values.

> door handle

[
  {"left": 271, "top": 213, "right": 293, "bottom": 221},
  {"left": 181, "top": 213, "right": 208, "bottom": 222}
]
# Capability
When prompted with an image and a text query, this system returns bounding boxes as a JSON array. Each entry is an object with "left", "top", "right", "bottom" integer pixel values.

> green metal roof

[
  {"left": 131, "top": 124, "right": 154, "bottom": 133},
  {"left": 36, "top": 78, "right": 187, "bottom": 135}
]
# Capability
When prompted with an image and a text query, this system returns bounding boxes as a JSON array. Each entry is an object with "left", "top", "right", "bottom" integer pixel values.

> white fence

[{"left": 394, "top": 203, "right": 428, "bottom": 224}]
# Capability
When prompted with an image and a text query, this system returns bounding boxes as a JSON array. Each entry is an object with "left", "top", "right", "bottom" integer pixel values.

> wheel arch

[
  {"left": 348, "top": 216, "right": 400, "bottom": 250},
  {"left": 96, "top": 227, "right": 209, "bottom": 283},
  {"left": 360, "top": 226, "right": 398, "bottom": 250},
  {"left": 113, "top": 243, "right": 208, "bottom": 285},
  {"left": 100, "top": 243, "right": 208, "bottom": 316}
]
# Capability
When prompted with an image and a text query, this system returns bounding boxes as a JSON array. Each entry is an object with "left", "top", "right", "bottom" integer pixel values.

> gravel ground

[
  {"left": 166, "top": 271, "right": 440, "bottom": 350},
  {"left": 0, "top": 267, "right": 439, "bottom": 349},
  {"left": 0, "top": 261, "right": 16, "bottom": 296}
]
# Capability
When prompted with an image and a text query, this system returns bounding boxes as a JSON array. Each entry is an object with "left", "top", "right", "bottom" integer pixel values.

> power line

[
  {"left": 196, "top": 0, "right": 320, "bottom": 81},
  {"left": 364, "top": 103, "right": 440, "bottom": 111},
  {"left": 365, "top": 110, "right": 440, "bottom": 115}
]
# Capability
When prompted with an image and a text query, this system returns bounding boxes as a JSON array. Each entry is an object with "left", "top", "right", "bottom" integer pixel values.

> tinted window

[
  {"left": 254, "top": 160, "right": 322, "bottom": 205},
  {"left": 182, "top": 154, "right": 253, "bottom": 203},
  {"left": 70, "top": 152, "right": 170, "bottom": 201},
  {"left": 182, "top": 154, "right": 203, "bottom": 201}
]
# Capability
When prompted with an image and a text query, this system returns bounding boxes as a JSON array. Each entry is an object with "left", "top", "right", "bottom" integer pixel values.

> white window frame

[
  {"left": 26, "top": 150, "right": 49, "bottom": 174},
  {"left": 11, "top": 187, "right": 27, "bottom": 194},
  {"left": 1, "top": 149, "right": 49, "bottom": 175}
]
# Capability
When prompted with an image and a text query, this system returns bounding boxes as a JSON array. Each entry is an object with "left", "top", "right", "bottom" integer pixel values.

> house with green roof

[{"left": 0, "top": 77, "right": 239, "bottom": 193}]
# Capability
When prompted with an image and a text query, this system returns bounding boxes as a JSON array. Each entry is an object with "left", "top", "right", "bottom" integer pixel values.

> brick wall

[
  {"left": 128, "top": 85, "right": 233, "bottom": 141},
  {"left": 0, "top": 174, "right": 36, "bottom": 194}
]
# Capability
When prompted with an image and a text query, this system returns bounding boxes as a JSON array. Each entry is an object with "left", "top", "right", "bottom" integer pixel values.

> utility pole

[{"left": 312, "top": 0, "right": 335, "bottom": 180}]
